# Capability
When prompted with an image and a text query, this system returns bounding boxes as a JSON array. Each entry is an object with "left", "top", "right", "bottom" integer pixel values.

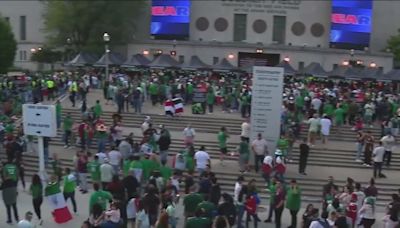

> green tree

[
  {"left": 387, "top": 29, "right": 400, "bottom": 63},
  {"left": 0, "top": 17, "right": 17, "bottom": 74},
  {"left": 42, "top": 0, "right": 145, "bottom": 53},
  {"left": 30, "top": 48, "right": 62, "bottom": 70}
]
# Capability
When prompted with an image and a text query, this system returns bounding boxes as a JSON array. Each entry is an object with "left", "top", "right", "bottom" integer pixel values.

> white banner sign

[
  {"left": 23, "top": 104, "right": 57, "bottom": 137},
  {"left": 250, "top": 66, "right": 284, "bottom": 153}
]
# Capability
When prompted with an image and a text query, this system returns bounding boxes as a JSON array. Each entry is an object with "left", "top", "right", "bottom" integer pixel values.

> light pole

[{"left": 103, "top": 32, "right": 110, "bottom": 81}]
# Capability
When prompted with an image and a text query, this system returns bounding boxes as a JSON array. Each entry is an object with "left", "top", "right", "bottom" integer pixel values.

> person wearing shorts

[{"left": 217, "top": 127, "right": 229, "bottom": 165}]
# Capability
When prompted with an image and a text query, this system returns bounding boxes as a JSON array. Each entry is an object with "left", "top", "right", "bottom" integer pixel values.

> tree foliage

[
  {"left": 30, "top": 48, "right": 62, "bottom": 63},
  {"left": 387, "top": 29, "right": 400, "bottom": 63},
  {"left": 0, "top": 17, "right": 17, "bottom": 74},
  {"left": 42, "top": 0, "right": 146, "bottom": 53}
]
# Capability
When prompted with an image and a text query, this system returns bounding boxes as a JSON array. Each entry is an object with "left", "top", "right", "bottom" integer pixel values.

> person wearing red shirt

[
  {"left": 346, "top": 193, "right": 358, "bottom": 226},
  {"left": 245, "top": 193, "right": 259, "bottom": 228}
]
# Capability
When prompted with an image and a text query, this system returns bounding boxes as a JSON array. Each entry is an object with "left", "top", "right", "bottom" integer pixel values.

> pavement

[{"left": 0, "top": 89, "right": 391, "bottom": 227}]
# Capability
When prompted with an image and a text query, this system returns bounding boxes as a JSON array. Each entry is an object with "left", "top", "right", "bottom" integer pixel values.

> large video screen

[
  {"left": 151, "top": 0, "right": 190, "bottom": 39},
  {"left": 330, "top": 0, "right": 373, "bottom": 50}
]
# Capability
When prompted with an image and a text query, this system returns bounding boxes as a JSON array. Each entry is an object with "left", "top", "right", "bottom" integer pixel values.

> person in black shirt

[
  {"left": 299, "top": 138, "right": 309, "bottom": 175},
  {"left": 123, "top": 170, "right": 139, "bottom": 200},
  {"left": 218, "top": 193, "right": 236, "bottom": 226},
  {"left": 142, "top": 185, "right": 160, "bottom": 226},
  {"left": 209, "top": 177, "right": 221, "bottom": 206}
]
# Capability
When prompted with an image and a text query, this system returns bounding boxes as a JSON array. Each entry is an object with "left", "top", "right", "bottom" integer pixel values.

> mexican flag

[{"left": 45, "top": 182, "right": 72, "bottom": 224}]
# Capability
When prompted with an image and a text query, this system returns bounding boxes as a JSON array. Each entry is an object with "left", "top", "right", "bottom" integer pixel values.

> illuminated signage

[
  {"left": 331, "top": 14, "right": 370, "bottom": 25},
  {"left": 152, "top": 6, "right": 189, "bottom": 16},
  {"left": 330, "top": 0, "right": 373, "bottom": 50},
  {"left": 151, "top": 0, "right": 190, "bottom": 39}
]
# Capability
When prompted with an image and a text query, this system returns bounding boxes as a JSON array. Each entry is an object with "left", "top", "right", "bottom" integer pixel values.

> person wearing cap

[
  {"left": 95, "top": 123, "right": 108, "bottom": 154},
  {"left": 100, "top": 158, "right": 113, "bottom": 190},
  {"left": 17, "top": 211, "right": 33, "bottom": 228}
]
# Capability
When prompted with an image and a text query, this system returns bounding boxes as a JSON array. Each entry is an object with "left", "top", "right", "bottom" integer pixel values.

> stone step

[{"left": 9, "top": 154, "right": 393, "bottom": 207}]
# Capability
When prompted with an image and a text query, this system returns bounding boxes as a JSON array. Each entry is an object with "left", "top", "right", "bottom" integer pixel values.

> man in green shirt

[
  {"left": 206, "top": 88, "right": 215, "bottom": 113},
  {"left": 141, "top": 154, "right": 159, "bottom": 182},
  {"left": 93, "top": 100, "right": 103, "bottom": 119},
  {"left": 196, "top": 198, "right": 216, "bottom": 219},
  {"left": 87, "top": 155, "right": 101, "bottom": 183},
  {"left": 89, "top": 183, "right": 112, "bottom": 213},
  {"left": 149, "top": 82, "right": 159, "bottom": 106},
  {"left": 130, "top": 155, "right": 143, "bottom": 184},
  {"left": 56, "top": 100, "right": 62, "bottom": 129},
  {"left": 184, "top": 186, "right": 203, "bottom": 223},
  {"left": 286, "top": 179, "right": 301, "bottom": 228},
  {"left": 217, "top": 127, "right": 229, "bottom": 165},
  {"left": 159, "top": 163, "right": 172, "bottom": 182},
  {"left": 238, "top": 137, "right": 250, "bottom": 173},
  {"left": 2, "top": 159, "right": 18, "bottom": 182},
  {"left": 264, "top": 178, "right": 277, "bottom": 222},
  {"left": 334, "top": 106, "right": 345, "bottom": 128},
  {"left": 185, "top": 208, "right": 212, "bottom": 228},
  {"left": 63, "top": 113, "right": 74, "bottom": 148},
  {"left": 63, "top": 168, "right": 77, "bottom": 213}
]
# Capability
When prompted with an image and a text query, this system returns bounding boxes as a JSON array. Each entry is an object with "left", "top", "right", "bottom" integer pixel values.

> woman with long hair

[
  {"left": 360, "top": 197, "right": 376, "bottom": 228},
  {"left": 155, "top": 210, "right": 170, "bottom": 228},
  {"left": 29, "top": 174, "right": 43, "bottom": 224}
]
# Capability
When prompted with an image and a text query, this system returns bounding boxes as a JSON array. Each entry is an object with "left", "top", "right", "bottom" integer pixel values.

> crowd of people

[{"left": 1, "top": 69, "right": 400, "bottom": 228}]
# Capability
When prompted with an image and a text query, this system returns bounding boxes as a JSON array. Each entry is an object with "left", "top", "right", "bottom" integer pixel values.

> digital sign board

[
  {"left": 151, "top": 0, "right": 190, "bottom": 39},
  {"left": 330, "top": 0, "right": 373, "bottom": 50}
]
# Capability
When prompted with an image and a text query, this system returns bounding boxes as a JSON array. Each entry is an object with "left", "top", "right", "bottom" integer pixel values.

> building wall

[
  {"left": 190, "top": 0, "right": 331, "bottom": 48},
  {"left": 0, "top": 0, "right": 45, "bottom": 71},
  {"left": 370, "top": 1, "right": 400, "bottom": 52},
  {"left": 127, "top": 40, "right": 393, "bottom": 72},
  {"left": 0, "top": 0, "right": 399, "bottom": 71}
]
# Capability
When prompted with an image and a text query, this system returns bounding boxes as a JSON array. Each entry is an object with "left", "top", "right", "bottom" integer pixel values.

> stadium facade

[{"left": 1, "top": 0, "right": 399, "bottom": 72}]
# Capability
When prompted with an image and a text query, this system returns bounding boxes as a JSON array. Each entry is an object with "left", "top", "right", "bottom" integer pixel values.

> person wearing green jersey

[
  {"left": 149, "top": 82, "right": 159, "bottom": 106},
  {"left": 206, "top": 88, "right": 215, "bottom": 113},
  {"left": 264, "top": 177, "right": 277, "bottom": 223},
  {"left": 87, "top": 155, "right": 101, "bottom": 183},
  {"left": 186, "top": 82, "right": 194, "bottom": 104},
  {"left": 51, "top": 153, "right": 63, "bottom": 182},
  {"left": 217, "top": 127, "right": 229, "bottom": 165},
  {"left": 277, "top": 135, "right": 289, "bottom": 157},
  {"left": 30, "top": 174, "right": 43, "bottom": 222},
  {"left": 63, "top": 168, "right": 77, "bottom": 213},
  {"left": 334, "top": 105, "right": 345, "bottom": 129},
  {"left": 130, "top": 155, "right": 143, "bottom": 184},
  {"left": 55, "top": 100, "right": 62, "bottom": 129},
  {"left": 93, "top": 100, "right": 103, "bottom": 119},
  {"left": 185, "top": 208, "right": 211, "bottom": 228},
  {"left": 159, "top": 163, "right": 172, "bottom": 182},
  {"left": 184, "top": 146, "right": 195, "bottom": 173},
  {"left": 237, "top": 137, "right": 250, "bottom": 173},
  {"left": 286, "top": 179, "right": 301, "bottom": 228},
  {"left": 2, "top": 158, "right": 18, "bottom": 183},
  {"left": 323, "top": 102, "right": 334, "bottom": 118},
  {"left": 183, "top": 186, "right": 204, "bottom": 225},
  {"left": 122, "top": 156, "right": 133, "bottom": 177},
  {"left": 63, "top": 113, "right": 74, "bottom": 148},
  {"left": 89, "top": 183, "right": 112, "bottom": 213},
  {"left": 196, "top": 198, "right": 216, "bottom": 219}
]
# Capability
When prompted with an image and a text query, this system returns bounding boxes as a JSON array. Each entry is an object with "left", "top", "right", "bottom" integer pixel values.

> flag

[
  {"left": 45, "top": 182, "right": 72, "bottom": 224},
  {"left": 173, "top": 97, "right": 183, "bottom": 114},
  {"left": 164, "top": 99, "right": 175, "bottom": 116}
]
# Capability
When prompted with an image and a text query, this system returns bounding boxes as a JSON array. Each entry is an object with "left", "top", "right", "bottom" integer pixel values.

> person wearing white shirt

[
  {"left": 100, "top": 159, "right": 114, "bottom": 189},
  {"left": 373, "top": 142, "right": 386, "bottom": 178},
  {"left": 17, "top": 211, "right": 33, "bottom": 228},
  {"left": 194, "top": 146, "right": 210, "bottom": 175},
  {"left": 183, "top": 124, "right": 196, "bottom": 146},
  {"left": 96, "top": 151, "right": 107, "bottom": 164},
  {"left": 309, "top": 211, "right": 330, "bottom": 228},
  {"left": 311, "top": 97, "right": 322, "bottom": 111},
  {"left": 241, "top": 120, "right": 250, "bottom": 143},
  {"left": 251, "top": 133, "right": 268, "bottom": 173},
  {"left": 380, "top": 132, "right": 396, "bottom": 166},
  {"left": 141, "top": 116, "right": 151, "bottom": 134},
  {"left": 320, "top": 115, "right": 332, "bottom": 144},
  {"left": 108, "top": 147, "right": 122, "bottom": 174}
]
